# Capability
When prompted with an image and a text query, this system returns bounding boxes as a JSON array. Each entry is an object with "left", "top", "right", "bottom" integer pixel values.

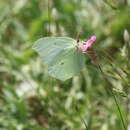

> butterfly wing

[
  {"left": 48, "top": 47, "right": 85, "bottom": 81},
  {"left": 33, "top": 37, "right": 85, "bottom": 81},
  {"left": 32, "top": 37, "right": 76, "bottom": 66}
]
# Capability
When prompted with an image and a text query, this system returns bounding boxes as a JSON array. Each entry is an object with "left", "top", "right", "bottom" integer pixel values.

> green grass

[{"left": 0, "top": 0, "right": 130, "bottom": 129}]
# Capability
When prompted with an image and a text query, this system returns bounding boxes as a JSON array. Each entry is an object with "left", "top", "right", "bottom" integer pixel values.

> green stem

[
  {"left": 75, "top": 106, "right": 88, "bottom": 130},
  {"left": 47, "top": 0, "right": 51, "bottom": 36}
]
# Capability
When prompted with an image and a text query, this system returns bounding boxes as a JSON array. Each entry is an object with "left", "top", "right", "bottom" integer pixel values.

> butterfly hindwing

[{"left": 48, "top": 47, "right": 85, "bottom": 81}]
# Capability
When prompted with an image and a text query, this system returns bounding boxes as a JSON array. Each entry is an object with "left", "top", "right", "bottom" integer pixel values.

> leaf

[{"left": 32, "top": 37, "right": 85, "bottom": 81}]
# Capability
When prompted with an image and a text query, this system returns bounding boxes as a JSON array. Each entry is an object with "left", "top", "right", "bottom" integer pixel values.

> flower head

[{"left": 82, "top": 35, "right": 96, "bottom": 52}]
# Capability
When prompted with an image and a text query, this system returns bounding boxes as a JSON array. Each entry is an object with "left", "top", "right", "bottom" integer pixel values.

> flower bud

[{"left": 124, "top": 29, "right": 130, "bottom": 43}]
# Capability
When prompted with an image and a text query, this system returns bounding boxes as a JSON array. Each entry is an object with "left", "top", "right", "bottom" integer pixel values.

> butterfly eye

[{"left": 77, "top": 39, "right": 79, "bottom": 43}]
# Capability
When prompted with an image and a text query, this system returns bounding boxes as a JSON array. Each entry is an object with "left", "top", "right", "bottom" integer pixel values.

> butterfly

[{"left": 32, "top": 35, "right": 96, "bottom": 81}]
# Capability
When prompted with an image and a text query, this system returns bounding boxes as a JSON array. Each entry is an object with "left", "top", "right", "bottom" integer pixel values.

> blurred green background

[{"left": 0, "top": 0, "right": 130, "bottom": 130}]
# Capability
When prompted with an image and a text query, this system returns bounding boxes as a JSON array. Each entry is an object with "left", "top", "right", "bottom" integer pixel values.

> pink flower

[{"left": 82, "top": 35, "right": 96, "bottom": 52}]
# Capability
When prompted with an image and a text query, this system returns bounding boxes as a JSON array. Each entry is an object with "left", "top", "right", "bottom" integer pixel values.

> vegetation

[{"left": 0, "top": 0, "right": 130, "bottom": 129}]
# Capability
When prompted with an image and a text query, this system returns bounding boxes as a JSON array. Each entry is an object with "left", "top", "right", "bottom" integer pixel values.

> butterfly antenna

[
  {"left": 124, "top": 0, "right": 128, "bottom": 5},
  {"left": 76, "top": 31, "right": 82, "bottom": 43}
]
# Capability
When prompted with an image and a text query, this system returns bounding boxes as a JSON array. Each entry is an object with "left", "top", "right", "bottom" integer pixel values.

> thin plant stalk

[
  {"left": 87, "top": 49, "right": 126, "bottom": 130},
  {"left": 75, "top": 106, "right": 88, "bottom": 130},
  {"left": 98, "top": 65, "right": 127, "bottom": 130},
  {"left": 47, "top": 0, "right": 51, "bottom": 36}
]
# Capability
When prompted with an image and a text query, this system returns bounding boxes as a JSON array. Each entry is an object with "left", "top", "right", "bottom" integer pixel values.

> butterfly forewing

[{"left": 33, "top": 37, "right": 76, "bottom": 66}]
